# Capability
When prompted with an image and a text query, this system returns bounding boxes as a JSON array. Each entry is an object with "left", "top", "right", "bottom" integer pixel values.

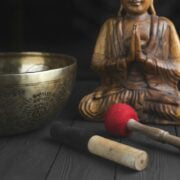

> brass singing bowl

[{"left": 0, "top": 52, "right": 77, "bottom": 136}]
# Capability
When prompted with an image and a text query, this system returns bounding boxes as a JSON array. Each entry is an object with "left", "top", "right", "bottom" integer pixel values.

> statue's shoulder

[
  {"left": 158, "top": 16, "right": 176, "bottom": 29},
  {"left": 102, "top": 17, "right": 120, "bottom": 28}
]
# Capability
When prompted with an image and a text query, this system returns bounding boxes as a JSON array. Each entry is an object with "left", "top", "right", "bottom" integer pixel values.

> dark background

[{"left": 0, "top": 0, "right": 179, "bottom": 80}]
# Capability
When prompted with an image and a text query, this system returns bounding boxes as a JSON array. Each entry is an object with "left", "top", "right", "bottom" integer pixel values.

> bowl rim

[{"left": 0, "top": 51, "right": 77, "bottom": 76}]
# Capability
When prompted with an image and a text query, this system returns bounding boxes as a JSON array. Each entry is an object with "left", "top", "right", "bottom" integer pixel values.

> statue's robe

[{"left": 79, "top": 15, "right": 180, "bottom": 124}]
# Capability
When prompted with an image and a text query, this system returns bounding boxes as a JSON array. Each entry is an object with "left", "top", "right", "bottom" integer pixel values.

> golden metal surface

[{"left": 0, "top": 52, "right": 77, "bottom": 136}]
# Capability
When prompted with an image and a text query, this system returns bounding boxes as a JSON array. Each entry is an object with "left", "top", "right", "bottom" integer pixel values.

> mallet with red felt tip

[
  {"left": 105, "top": 103, "right": 180, "bottom": 148},
  {"left": 50, "top": 122, "right": 149, "bottom": 171}
]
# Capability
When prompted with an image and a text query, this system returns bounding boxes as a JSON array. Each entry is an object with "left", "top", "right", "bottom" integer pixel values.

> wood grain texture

[
  {"left": 47, "top": 81, "right": 115, "bottom": 180},
  {"left": 0, "top": 125, "right": 58, "bottom": 180},
  {"left": 49, "top": 82, "right": 180, "bottom": 180},
  {"left": 116, "top": 125, "right": 180, "bottom": 180},
  {"left": 0, "top": 81, "right": 180, "bottom": 180}
]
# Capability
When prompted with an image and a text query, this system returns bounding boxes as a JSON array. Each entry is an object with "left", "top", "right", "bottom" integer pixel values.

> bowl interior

[{"left": 0, "top": 52, "right": 75, "bottom": 74}]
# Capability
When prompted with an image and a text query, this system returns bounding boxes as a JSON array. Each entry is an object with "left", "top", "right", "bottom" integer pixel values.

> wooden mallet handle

[
  {"left": 88, "top": 135, "right": 149, "bottom": 171},
  {"left": 127, "top": 119, "right": 180, "bottom": 148}
]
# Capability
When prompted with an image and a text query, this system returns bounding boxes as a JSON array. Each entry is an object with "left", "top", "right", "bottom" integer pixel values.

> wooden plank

[
  {"left": 47, "top": 81, "right": 180, "bottom": 180},
  {"left": 174, "top": 126, "right": 180, "bottom": 151},
  {"left": 0, "top": 81, "right": 83, "bottom": 180},
  {"left": 46, "top": 145, "right": 115, "bottom": 180},
  {"left": 47, "top": 81, "right": 115, "bottom": 180},
  {"left": 47, "top": 124, "right": 115, "bottom": 180},
  {"left": 5, "top": 80, "right": 179, "bottom": 180},
  {"left": 73, "top": 123, "right": 180, "bottom": 180},
  {"left": 116, "top": 125, "right": 180, "bottom": 180},
  {"left": 0, "top": 126, "right": 58, "bottom": 180}
]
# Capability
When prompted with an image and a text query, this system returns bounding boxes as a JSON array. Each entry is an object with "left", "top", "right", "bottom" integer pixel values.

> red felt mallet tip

[
  {"left": 104, "top": 103, "right": 139, "bottom": 137},
  {"left": 104, "top": 103, "right": 180, "bottom": 149}
]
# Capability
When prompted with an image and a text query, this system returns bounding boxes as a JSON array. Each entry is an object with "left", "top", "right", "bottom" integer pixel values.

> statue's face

[{"left": 121, "top": 0, "right": 152, "bottom": 15}]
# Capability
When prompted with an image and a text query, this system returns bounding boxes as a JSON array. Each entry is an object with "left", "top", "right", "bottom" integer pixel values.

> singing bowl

[{"left": 0, "top": 52, "right": 77, "bottom": 136}]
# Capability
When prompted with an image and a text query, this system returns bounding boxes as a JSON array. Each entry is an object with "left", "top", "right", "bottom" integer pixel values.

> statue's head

[{"left": 119, "top": 0, "right": 156, "bottom": 16}]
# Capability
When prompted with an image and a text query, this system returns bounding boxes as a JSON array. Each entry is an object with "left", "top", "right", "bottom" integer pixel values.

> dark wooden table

[{"left": 0, "top": 81, "right": 180, "bottom": 180}]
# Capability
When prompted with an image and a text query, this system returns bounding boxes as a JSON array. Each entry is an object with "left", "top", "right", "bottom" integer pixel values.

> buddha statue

[{"left": 79, "top": 0, "right": 180, "bottom": 124}]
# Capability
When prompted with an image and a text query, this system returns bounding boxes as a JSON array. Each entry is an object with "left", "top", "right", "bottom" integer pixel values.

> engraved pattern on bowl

[{"left": 0, "top": 52, "right": 77, "bottom": 136}]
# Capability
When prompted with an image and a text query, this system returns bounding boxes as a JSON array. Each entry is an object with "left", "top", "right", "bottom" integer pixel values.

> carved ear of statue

[
  {"left": 118, "top": 3, "right": 126, "bottom": 17},
  {"left": 118, "top": 0, "right": 157, "bottom": 17},
  {"left": 148, "top": 0, "right": 156, "bottom": 15}
]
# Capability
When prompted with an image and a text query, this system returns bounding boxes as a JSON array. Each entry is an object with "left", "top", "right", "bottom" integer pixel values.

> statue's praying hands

[{"left": 79, "top": 0, "right": 180, "bottom": 124}]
